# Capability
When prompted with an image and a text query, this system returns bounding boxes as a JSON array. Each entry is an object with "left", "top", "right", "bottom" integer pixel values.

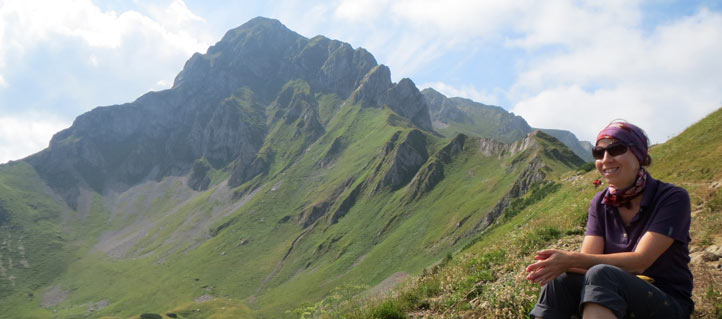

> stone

[
  {"left": 692, "top": 251, "right": 719, "bottom": 263},
  {"left": 704, "top": 245, "right": 722, "bottom": 258}
]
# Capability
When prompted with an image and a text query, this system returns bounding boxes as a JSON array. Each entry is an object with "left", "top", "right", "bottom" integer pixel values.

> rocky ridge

[
  {"left": 25, "top": 17, "right": 434, "bottom": 209},
  {"left": 422, "top": 88, "right": 593, "bottom": 161}
]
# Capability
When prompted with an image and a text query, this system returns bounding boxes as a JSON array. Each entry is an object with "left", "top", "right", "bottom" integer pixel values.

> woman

[{"left": 526, "top": 121, "right": 693, "bottom": 318}]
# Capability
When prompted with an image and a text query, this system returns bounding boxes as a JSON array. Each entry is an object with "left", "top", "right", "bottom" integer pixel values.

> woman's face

[{"left": 595, "top": 138, "right": 641, "bottom": 189}]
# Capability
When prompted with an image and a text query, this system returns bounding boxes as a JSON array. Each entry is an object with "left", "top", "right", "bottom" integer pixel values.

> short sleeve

[
  {"left": 647, "top": 186, "right": 691, "bottom": 243},
  {"left": 585, "top": 191, "right": 605, "bottom": 237}
]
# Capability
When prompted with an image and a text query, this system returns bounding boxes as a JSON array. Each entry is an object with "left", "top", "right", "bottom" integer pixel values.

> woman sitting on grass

[{"left": 526, "top": 120, "right": 693, "bottom": 318}]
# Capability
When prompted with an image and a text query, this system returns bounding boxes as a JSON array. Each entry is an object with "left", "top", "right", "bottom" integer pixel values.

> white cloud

[
  {"left": 0, "top": 115, "right": 70, "bottom": 164},
  {"left": 506, "top": 0, "right": 641, "bottom": 49},
  {"left": 89, "top": 54, "right": 99, "bottom": 67},
  {"left": 509, "top": 5, "right": 722, "bottom": 144},
  {"left": 390, "top": 0, "right": 523, "bottom": 37},
  {"left": 322, "top": 0, "right": 528, "bottom": 79},
  {"left": 0, "top": 0, "right": 213, "bottom": 160},
  {"left": 0, "top": 0, "right": 209, "bottom": 83},
  {"left": 145, "top": 0, "right": 205, "bottom": 30},
  {"left": 512, "top": 85, "right": 650, "bottom": 141},
  {"left": 334, "top": 0, "right": 389, "bottom": 22},
  {"left": 321, "top": 1, "right": 722, "bottom": 144}
]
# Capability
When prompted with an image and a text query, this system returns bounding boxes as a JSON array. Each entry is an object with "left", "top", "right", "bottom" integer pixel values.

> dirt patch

[
  {"left": 42, "top": 285, "right": 70, "bottom": 308},
  {"left": 94, "top": 177, "right": 261, "bottom": 260},
  {"left": 194, "top": 294, "right": 215, "bottom": 303},
  {"left": 366, "top": 272, "right": 409, "bottom": 298},
  {"left": 89, "top": 299, "right": 109, "bottom": 312}
]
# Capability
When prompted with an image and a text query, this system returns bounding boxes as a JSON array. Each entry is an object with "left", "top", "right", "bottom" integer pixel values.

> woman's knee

[{"left": 585, "top": 264, "right": 625, "bottom": 284}]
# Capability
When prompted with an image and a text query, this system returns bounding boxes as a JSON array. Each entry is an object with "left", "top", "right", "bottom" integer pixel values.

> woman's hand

[{"left": 525, "top": 249, "right": 574, "bottom": 285}]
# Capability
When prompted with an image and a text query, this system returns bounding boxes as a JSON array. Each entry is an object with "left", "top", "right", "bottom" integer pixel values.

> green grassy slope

[
  {"left": 0, "top": 75, "right": 589, "bottom": 319},
  {"left": 0, "top": 112, "right": 582, "bottom": 319},
  {"left": 0, "top": 162, "right": 74, "bottom": 314},
  {"left": 337, "top": 107, "right": 722, "bottom": 318}
]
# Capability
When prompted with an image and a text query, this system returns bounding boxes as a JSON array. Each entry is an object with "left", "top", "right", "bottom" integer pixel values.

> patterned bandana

[
  {"left": 596, "top": 121, "right": 649, "bottom": 164},
  {"left": 602, "top": 168, "right": 647, "bottom": 208}
]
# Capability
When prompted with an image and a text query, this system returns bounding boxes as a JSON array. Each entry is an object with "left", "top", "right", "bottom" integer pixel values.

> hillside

[
  {"left": 0, "top": 17, "right": 588, "bottom": 319},
  {"left": 422, "top": 88, "right": 593, "bottom": 162},
  {"left": 334, "top": 107, "right": 722, "bottom": 318}
]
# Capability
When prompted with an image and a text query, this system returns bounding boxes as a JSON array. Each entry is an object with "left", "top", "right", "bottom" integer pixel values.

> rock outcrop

[
  {"left": 423, "top": 87, "right": 473, "bottom": 125},
  {"left": 373, "top": 130, "right": 430, "bottom": 193},
  {"left": 474, "top": 156, "right": 547, "bottom": 230},
  {"left": 402, "top": 134, "right": 467, "bottom": 202}
]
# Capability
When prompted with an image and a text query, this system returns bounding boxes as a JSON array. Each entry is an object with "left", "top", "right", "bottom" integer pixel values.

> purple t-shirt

[{"left": 586, "top": 173, "right": 693, "bottom": 311}]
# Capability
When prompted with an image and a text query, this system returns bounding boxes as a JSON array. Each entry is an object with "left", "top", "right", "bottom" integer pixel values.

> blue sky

[{"left": 1, "top": 0, "right": 721, "bottom": 164}]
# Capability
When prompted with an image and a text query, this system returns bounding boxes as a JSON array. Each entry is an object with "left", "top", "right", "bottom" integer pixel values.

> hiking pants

[{"left": 529, "top": 264, "right": 690, "bottom": 318}]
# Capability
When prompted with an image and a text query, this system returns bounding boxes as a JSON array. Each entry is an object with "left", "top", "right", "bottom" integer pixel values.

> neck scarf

[{"left": 602, "top": 168, "right": 647, "bottom": 208}]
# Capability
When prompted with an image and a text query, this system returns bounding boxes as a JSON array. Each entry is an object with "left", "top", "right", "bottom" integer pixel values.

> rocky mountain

[
  {"left": 422, "top": 87, "right": 594, "bottom": 161},
  {"left": 0, "top": 17, "right": 587, "bottom": 319},
  {"left": 25, "top": 17, "right": 433, "bottom": 210}
]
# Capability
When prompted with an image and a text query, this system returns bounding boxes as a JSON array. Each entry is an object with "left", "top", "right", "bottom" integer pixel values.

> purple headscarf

[{"left": 596, "top": 121, "right": 649, "bottom": 165}]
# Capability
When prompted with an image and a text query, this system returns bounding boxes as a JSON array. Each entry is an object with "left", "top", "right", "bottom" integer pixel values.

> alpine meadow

[{"left": 0, "top": 17, "right": 720, "bottom": 319}]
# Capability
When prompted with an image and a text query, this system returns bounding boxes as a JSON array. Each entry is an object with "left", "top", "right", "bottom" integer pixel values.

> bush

[
  {"left": 369, "top": 300, "right": 406, "bottom": 319},
  {"left": 416, "top": 277, "right": 441, "bottom": 298},
  {"left": 140, "top": 314, "right": 162, "bottom": 319}
]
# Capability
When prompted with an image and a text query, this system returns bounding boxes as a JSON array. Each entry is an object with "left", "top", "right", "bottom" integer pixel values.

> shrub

[{"left": 369, "top": 300, "right": 406, "bottom": 319}]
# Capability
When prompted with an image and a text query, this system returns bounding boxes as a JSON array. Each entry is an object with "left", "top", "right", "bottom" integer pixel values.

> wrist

[{"left": 568, "top": 251, "right": 583, "bottom": 269}]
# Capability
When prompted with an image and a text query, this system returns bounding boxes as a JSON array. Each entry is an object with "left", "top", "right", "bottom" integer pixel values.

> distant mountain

[
  {"left": 0, "top": 17, "right": 586, "bottom": 318},
  {"left": 537, "top": 128, "right": 593, "bottom": 162},
  {"left": 422, "top": 87, "right": 593, "bottom": 161}
]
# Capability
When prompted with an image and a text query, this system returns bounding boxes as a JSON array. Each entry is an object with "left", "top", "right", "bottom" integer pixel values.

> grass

[
  {"left": 0, "top": 162, "right": 74, "bottom": 304},
  {"left": 6, "top": 78, "right": 690, "bottom": 319},
  {"left": 328, "top": 107, "right": 722, "bottom": 319},
  {"left": 0, "top": 123, "right": 587, "bottom": 319}
]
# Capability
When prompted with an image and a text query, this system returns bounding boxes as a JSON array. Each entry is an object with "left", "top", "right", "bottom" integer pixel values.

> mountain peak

[
  {"left": 218, "top": 17, "right": 299, "bottom": 47},
  {"left": 351, "top": 65, "right": 392, "bottom": 106}
]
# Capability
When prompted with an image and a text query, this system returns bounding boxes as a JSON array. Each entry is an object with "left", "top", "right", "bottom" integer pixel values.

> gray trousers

[{"left": 529, "top": 264, "right": 690, "bottom": 319}]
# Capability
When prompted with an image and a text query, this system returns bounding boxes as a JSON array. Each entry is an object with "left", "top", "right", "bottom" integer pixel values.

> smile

[{"left": 603, "top": 167, "right": 619, "bottom": 174}]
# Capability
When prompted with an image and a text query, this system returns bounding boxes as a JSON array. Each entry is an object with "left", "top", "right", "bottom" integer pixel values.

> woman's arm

[
  {"left": 580, "top": 235, "right": 604, "bottom": 254},
  {"left": 526, "top": 232, "right": 674, "bottom": 285},
  {"left": 566, "top": 235, "right": 605, "bottom": 274}
]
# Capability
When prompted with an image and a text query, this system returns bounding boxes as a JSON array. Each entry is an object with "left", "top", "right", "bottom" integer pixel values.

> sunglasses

[{"left": 592, "top": 142, "right": 631, "bottom": 160}]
